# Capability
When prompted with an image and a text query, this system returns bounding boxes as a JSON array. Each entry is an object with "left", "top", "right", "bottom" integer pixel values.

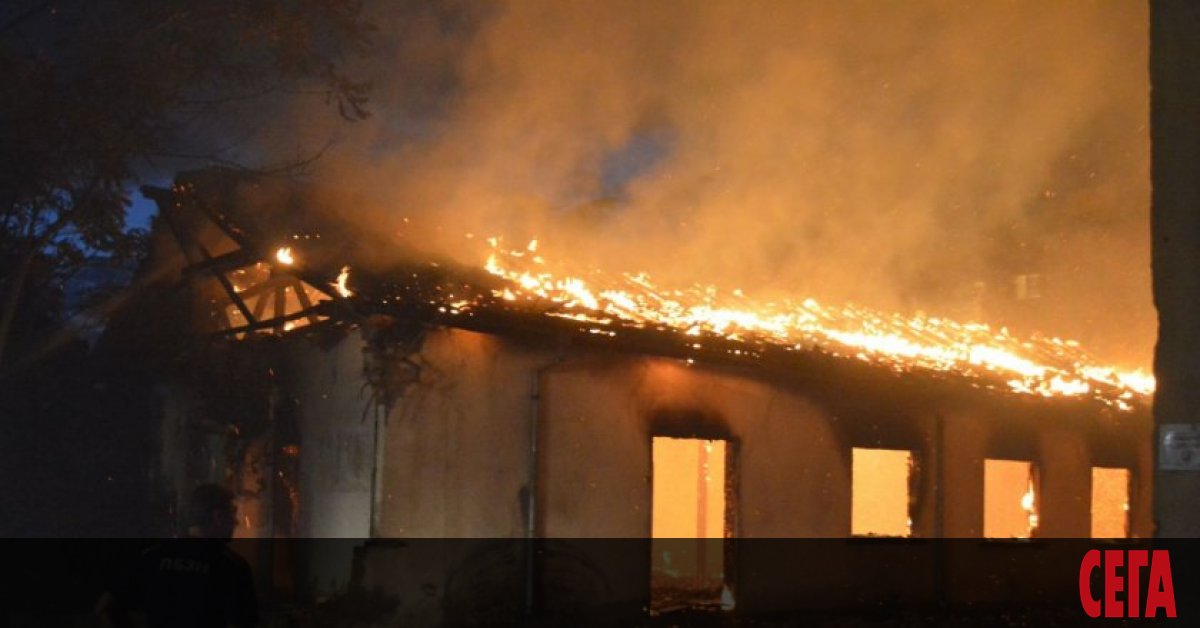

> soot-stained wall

[
  {"left": 285, "top": 335, "right": 375, "bottom": 539},
  {"left": 269, "top": 325, "right": 1153, "bottom": 622},
  {"left": 360, "top": 327, "right": 1149, "bottom": 542},
  {"left": 374, "top": 329, "right": 551, "bottom": 538},
  {"left": 319, "top": 326, "right": 1152, "bottom": 616}
]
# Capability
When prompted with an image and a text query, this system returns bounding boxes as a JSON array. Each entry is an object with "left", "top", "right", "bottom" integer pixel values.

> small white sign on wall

[{"left": 1159, "top": 424, "right": 1200, "bottom": 470}]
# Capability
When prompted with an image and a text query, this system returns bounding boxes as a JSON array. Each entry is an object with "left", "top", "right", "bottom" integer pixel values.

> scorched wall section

[
  {"left": 365, "top": 327, "right": 1151, "bottom": 541},
  {"left": 326, "top": 325, "right": 1151, "bottom": 617},
  {"left": 376, "top": 328, "right": 553, "bottom": 537}
]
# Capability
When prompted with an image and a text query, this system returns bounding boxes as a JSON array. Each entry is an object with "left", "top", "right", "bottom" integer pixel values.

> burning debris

[
  {"left": 274, "top": 246, "right": 295, "bottom": 266},
  {"left": 334, "top": 266, "right": 354, "bottom": 298},
  {"left": 476, "top": 237, "right": 1153, "bottom": 409},
  {"left": 1022, "top": 478, "right": 1039, "bottom": 534},
  {"left": 153, "top": 173, "right": 1152, "bottom": 412}
]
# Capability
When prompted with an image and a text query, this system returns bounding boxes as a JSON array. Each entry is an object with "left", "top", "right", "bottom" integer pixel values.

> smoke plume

[{"left": 263, "top": 0, "right": 1151, "bottom": 367}]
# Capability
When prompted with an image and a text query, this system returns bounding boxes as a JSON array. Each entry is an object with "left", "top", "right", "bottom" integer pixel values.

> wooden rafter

[{"left": 145, "top": 180, "right": 362, "bottom": 337}]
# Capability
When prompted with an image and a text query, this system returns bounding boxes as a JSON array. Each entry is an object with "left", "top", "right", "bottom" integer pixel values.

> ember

[
  {"left": 275, "top": 246, "right": 295, "bottom": 266},
  {"left": 334, "top": 266, "right": 354, "bottom": 298}
]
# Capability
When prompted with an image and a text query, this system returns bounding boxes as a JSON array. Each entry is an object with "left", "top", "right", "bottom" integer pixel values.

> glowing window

[
  {"left": 1091, "top": 467, "right": 1130, "bottom": 538},
  {"left": 651, "top": 437, "right": 728, "bottom": 609},
  {"left": 851, "top": 448, "right": 913, "bottom": 537},
  {"left": 984, "top": 459, "right": 1038, "bottom": 539},
  {"left": 652, "top": 437, "right": 726, "bottom": 539}
]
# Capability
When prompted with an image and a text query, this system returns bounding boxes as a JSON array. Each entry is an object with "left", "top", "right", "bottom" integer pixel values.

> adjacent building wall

[{"left": 1151, "top": 0, "right": 1200, "bottom": 537}]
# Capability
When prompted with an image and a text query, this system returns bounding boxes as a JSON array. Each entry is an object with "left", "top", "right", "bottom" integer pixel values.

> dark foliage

[
  {"left": 0, "top": 0, "right": 373, "bottom": 537},
  {"left": 0, "top": 0, "right": 373, "bottom": 370}
]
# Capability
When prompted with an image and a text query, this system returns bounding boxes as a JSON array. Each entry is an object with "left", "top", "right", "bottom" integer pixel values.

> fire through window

[
  {"left": 983, "top": 459, "right": 1039, "bottom": 539},
  {"left": 1091, "top": 467, "right": 1130, "bottom": 538},
  {"left": 851, "top": 448, "right": 915, "bottom": 537},
  {"left": 651, "top": 436, "right": 731, "bottom": 611}
]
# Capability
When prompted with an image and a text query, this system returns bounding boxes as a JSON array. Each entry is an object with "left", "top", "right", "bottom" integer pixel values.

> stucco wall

[
  {"left": 286, "top": 333, "right": 376, "bottom": 540},
  {"left": 335, "top": 327, "right": 1152, "bottom": 617},
  {"left": 537, "top": 357, "right": 849, "bottom": 538},
  {"left": 374, "top": 329, "right": 554, "bottom": 538},
  {"left": 279, "top": 326, "right": 1152, "bottom": 545},
  {"left": 278, "top": 329, "right": 1152, "bottom": 619}
]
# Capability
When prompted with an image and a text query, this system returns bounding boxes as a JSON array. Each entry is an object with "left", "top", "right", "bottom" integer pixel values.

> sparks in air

[{"left": 479, "top": 237, "right": 1154, "bottom": 408}]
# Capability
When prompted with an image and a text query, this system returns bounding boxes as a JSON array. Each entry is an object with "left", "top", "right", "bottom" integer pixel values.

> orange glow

[
  {"left": 274, "top": 246, "right": 295, "bottom": 265},
  {"left": 651, "top": 436, "right": 727, "bottom": 599},
  {"left": 652, "top": 437, "right": 726, "bottom": 539},
  {"left": 984, "top": 459, "right": 1038, "bottom": 539},
  {"left": 221, "top": 261, "right": 332, "bottom": 334},
  {"left": 1091, "top": 467, "right": 1130, "bottom": 538},
  {"left": 851, "top": 448, "right": 913, "bottom": 537},
  {"left": 480, "top": 238, "right": 1153, "bottom": 409},
  {"left": 334, "top": 266, "right": 354, "bottom": 298},
  {"left": 231, "top": 236, "right": 1158, "bottom": 401}
]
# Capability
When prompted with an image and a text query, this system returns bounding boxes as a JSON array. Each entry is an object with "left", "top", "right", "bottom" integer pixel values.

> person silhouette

[{"left": 96, "top": 483, "right": 258, "bottom": 627}]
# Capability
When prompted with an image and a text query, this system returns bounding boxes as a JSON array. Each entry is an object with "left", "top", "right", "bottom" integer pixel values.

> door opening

[{"left": 650, "top": 436, "right": 732, "bottom": 612}]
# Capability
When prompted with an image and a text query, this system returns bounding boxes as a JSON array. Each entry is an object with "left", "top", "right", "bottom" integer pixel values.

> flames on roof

[
  {"left": 153, "top": 173, "right": 1154, "bottom": 412},
  {"left": 474, "top": 237, "right": 1152, "bottom": 410}
]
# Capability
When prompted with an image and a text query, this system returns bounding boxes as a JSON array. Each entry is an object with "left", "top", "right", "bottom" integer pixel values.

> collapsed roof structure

[{"left": 146, "top": 169, "right": 1152, "bottom": 415}]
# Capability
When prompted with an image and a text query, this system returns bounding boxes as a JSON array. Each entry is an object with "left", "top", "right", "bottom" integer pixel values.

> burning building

[{"left": 135, "top": 169, "right": 1153, "bottom": 621}]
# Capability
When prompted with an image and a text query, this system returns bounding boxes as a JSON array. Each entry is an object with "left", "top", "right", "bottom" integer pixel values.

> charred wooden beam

[{"left": 219, "top": 302, "right": 335, "bottom": 336}]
